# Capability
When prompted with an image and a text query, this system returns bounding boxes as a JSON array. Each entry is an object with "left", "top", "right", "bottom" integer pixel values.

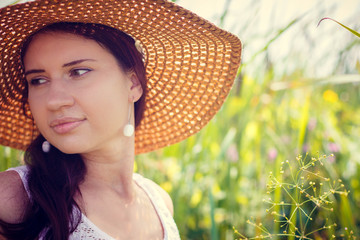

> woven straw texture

[{"left": 0, "top": 0, "right": 242, "bottom": 154}]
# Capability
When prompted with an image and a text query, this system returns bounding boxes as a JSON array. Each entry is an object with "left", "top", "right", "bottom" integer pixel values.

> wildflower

[
  {"left": 160, "top": 181, "right": 173, "bottom": 192},
  {"left": 190, "top": 189, "right": 202, "bottom": 207},
  {"left": 268, "top": 148, "right": 278, "bottom": 161},
  {"left": 327, "top": 142, "right": 340, "bottom": 153},
  {"left": 226, "top": 143, "right": 239, "bottom": 163},
  {"left": 323, "top": 89, "right": 339, "bottom": 103},
  {"left": 307, "top": 118, "right": 317, "bottom": 131},
  {"left": 302, "top": 143, "right": 310, "bottom": 152}
]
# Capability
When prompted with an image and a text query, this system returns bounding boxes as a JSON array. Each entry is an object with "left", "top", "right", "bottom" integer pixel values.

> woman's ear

[{"left": 128, "top": 72, "right": 143, "bottom": 102}]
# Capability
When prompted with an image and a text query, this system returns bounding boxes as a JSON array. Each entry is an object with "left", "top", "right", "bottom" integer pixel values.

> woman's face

[{"left": 23, "top": 32, "right": 139, "bottom": 154}]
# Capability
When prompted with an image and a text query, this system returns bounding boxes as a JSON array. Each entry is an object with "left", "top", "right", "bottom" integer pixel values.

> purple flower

[
  {"left": 328, "top": 142, "right": 340, "bottom": 153},
  {"left": 308, "top": 118, "right": 317, "bottom": 131},
  {"left": 268, "top": 148, "right": 278, "bottom": 161},
  {"left": 226, "top": 144, "right": 239, "bottom": 163}
]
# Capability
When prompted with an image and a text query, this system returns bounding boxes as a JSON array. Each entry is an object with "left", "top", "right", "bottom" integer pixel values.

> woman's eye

[
  {"left": 28, "top": 78, "right": 47, "bottom": 86},
  {"left": 70, "top": 68, "right": 91, "bottom": 77}
]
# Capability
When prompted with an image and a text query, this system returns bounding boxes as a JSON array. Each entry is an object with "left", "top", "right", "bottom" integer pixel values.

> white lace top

[{"left": 8, "top": 166, "right": 181, "bottom": 240}]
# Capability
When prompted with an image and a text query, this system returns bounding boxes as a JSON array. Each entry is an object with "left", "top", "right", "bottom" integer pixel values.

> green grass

[{"left": 134, "top": 71, "right": 360, "bottom": 239}]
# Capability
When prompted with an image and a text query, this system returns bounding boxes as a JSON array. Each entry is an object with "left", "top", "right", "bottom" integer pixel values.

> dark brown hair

[{"left": 0, "top": 22, "right": 147, "bottom": 240}]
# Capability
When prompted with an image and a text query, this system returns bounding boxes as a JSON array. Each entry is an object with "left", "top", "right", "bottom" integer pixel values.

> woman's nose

[{"left": 46, "top": 80, "right": 74, "bottom": 111}]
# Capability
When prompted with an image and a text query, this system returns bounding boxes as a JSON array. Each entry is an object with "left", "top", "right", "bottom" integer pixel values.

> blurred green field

[
  {"left": 135, "top": 70, "right": 360, "bottom": 239},
  {"left": 1, "top": 0, "right": 360, "bottom": 239}
]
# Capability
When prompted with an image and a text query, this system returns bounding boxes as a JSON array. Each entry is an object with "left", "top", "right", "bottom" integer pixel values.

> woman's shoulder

[
  {"left": 0, "top": 169, "right": 29, "bottom": 223},
  {"left": 133, "top": 173, "right": 174, "bottom": 216}
]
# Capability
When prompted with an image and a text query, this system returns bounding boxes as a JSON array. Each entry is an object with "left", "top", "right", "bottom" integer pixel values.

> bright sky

[{"left": 176, "top": 0, "right": 360, "bottom": 78}]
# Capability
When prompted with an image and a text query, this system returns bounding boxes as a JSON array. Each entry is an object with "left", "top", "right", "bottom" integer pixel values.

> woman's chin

[{"left": 52, "top": 143, "right": 86, "bottom": 155}]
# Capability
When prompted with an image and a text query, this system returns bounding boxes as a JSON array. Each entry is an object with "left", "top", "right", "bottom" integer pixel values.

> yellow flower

[
  {"left": 166, "top": 160, "right": 180, "bottom": 180},
  {"left": 323, "top": 90, "right": 339, "bottom": 103},
  {"left": 160, "top": 181, "right": 173, "bottom": 192},
  {"left": 236, "top": 195, "right": 249, "bottom": 205},
  {"left": 190, "top": 189, "right": 203, "bottom": 207},
  {"left": 212, "top": 183, "right": 221, "bottom": 195},
  {"left": 244, "top": 121, "right": 258, "bottom": 140},
  {"left": 194, "top": 172, "right": 203, "bottom": 181},
  {"left": 215, "top": 211, "right": 226, "bottom": 223}
]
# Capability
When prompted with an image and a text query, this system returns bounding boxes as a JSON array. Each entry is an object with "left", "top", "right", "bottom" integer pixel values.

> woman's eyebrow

[
  {"left": 62, "top": 59, "right": 96, "bottom": 67},
  {"left": 24, "top": 69, "right": 44, "bottom": 76},
  {"left": 25, "top": 59, "right": 97, "bottom": 76}
]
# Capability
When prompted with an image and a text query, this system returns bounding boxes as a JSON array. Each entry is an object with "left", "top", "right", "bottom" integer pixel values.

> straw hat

[{"left": 0, "top": 0, "right": 242, "bottom": 154}]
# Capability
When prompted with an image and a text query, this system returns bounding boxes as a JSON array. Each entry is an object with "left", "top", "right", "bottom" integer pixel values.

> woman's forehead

[
  {"left": 28, "top": 31, "right": 95, "bottom": 49},
  {"left": 24, "top": 32, "right": 109, "bottom": 62},
  {"left": 22, "top": 35, "right": 125, "bottom": 80}
]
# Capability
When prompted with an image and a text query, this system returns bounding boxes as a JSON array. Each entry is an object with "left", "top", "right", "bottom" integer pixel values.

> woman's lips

[{"left": 50, "top": 117, "right": 85, "bottom": 134}]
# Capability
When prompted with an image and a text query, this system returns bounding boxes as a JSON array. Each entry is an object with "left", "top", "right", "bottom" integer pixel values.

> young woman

[{"left": 0, "top": 1, "right": 241, "bottom": 240}]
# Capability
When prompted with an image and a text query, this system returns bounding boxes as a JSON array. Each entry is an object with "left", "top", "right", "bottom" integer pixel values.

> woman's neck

[{"left": 80, "top": 145, "right": 136, "bottom": 200}]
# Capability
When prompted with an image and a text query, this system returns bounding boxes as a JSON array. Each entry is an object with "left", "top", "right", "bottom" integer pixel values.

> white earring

[
  {"left": 123, "top": 104, "right": 134, "bottom": 137},
  {"left": 42, "top": 140, "right": 51, "bottom": 153}
]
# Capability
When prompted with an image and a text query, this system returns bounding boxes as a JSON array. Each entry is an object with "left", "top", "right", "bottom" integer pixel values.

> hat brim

[{"left": 0, "top": 0, "right": 242, "bottom": 154}]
